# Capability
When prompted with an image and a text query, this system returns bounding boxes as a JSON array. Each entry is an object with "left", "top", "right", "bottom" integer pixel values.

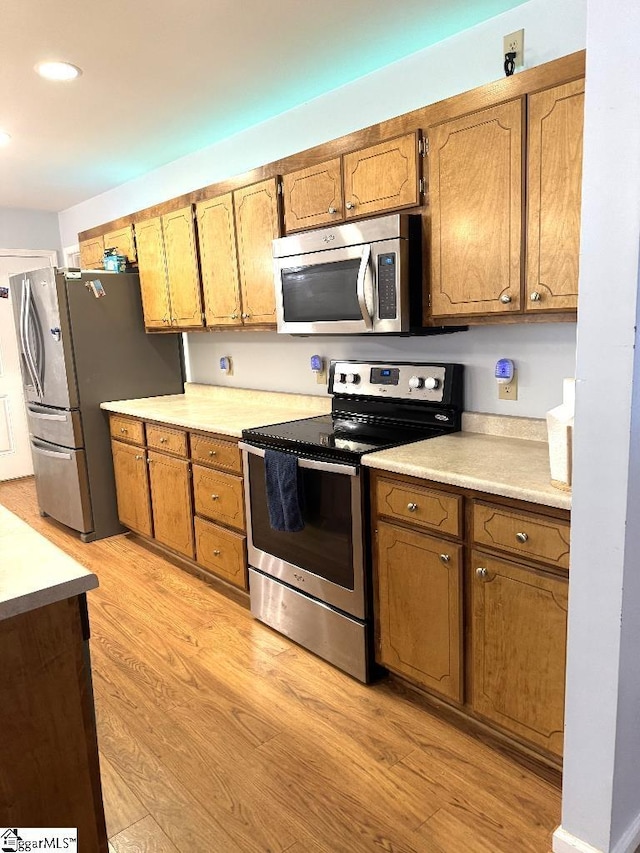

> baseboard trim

[
  {"left": 554, "top": 813, "right": 640, "bottom": 853},
  {"left": 612, "top": 812, "right": 640, "bottom": 853}
]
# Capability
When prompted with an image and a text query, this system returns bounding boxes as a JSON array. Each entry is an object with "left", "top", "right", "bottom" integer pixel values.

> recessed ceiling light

[
  {"left": 0, "top": 130, "right": 11, "bottom": 146},
  {"left": 35, "top": 61, "right": 82, "bottom": 81}
]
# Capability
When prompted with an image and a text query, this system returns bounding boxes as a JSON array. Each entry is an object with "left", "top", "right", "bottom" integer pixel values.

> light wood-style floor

[{"left": 1, "top": 478, "right": 561, "bottom": 853}]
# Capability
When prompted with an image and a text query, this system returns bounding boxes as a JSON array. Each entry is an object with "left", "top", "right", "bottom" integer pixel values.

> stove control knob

[
  {"left": 337, "top": 373, "right": 348, "bottom": 384},
  {"left": 408, "top": 375, "right": 424, "bottom": 390},
  {"left": 424, "top": 377, "right": 440, "bottom": 391},
  {"left": 345, "top": 372, "right": 360, "bottom": 384}
]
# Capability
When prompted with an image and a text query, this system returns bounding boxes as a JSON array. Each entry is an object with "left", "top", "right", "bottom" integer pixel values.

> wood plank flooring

[{"left": 1, "top": 478, "right": 561, "bottom": 852}]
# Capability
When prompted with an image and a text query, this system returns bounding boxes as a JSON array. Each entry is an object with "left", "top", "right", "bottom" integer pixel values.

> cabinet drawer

[
  {"left": 473, "top": 502, "right": 570, "bottom": 570},
  {"left": 375, "top": 477, "right": 461, "bottom": 538},
  {"left": 146, "top": 423, "right": 188, "bottom": 457},
  {"left": 109, "top": 415, "right": 145, "bottom": 446},
  {"left": 190, "top": 433, "right": 242, "bottom": 473},
  {"left": 193, "top": 465, "right": 245, "bottom": 531},
  {"left": 195, "top": 516, "right": 247, "bottom": 590}
]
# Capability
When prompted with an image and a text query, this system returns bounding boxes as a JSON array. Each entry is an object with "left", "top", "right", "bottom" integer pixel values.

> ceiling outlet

[{"left": 503, "top": 29, "right": 524, "bottom": 68}]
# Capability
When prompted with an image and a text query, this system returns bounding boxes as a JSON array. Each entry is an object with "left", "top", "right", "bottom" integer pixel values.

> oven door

[{"left": 240, "top": 443, "right": 365, "bottom": 620}]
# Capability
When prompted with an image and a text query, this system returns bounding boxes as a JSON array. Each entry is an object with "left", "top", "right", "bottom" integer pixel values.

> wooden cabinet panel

[
  {"left": 429, "top": 100, "right": 524, "bottom": 317},
  {"left": 193, "top": 464, "right": 245, "bottom": 531},
  {"left": 343, "top": 133, "right": 420, "bottom": 219},
  {"left": 283, "top": 158, "right": 343, "bottom": 231},
  {"left": 109, "top": 415, "right": 145, "bottom": 446},
  {"left": 162, "top": 206, "right": 204, "bottom": 328},
  {"left": 148, "top": 451, "right": 194, "bottom": 558},
  {"left": 110, "top": 440, "right": 152, "bottom": 536},
  {"left": 473, "top": 502, "right": 570, "bottom": 570},
  {"left": 196, "top": 193, "right": 242, "bottom": 327},
  {"left": 375, "top": 477, "right": 461, "bottom": 538},
  {"left": 195, "top": 516, "right": 247, "bottom": 589},
  {"left": 376, "top": 521, "right": 463, "bottom": 702},
  {"left": 79, "top": 237, "right": 104, "bottom": 270},
  {"left": 233, "top": 178, "right": 280, "bottom": 326},
  {"left": 470, "top": 551, "right": 567, "bottom": 756},
  {"left": 190, "top": 433, "right": 242, "bottom": 474},
  {"left": 135, "top": 217, "right": 171, "bottom": 329},
  {"left": 146, "top": 423, "right": 188, "bottom": 457},
  {"left": 526, "top": 79, "right": 584, "bottom": 312},
  {"left": 103, "top": 225, "right": 136, "bottom": 262}
]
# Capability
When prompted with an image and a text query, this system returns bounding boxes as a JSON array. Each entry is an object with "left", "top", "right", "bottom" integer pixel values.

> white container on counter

[{"left": 547, "top": 378, "right": 575, "bottom": 491}]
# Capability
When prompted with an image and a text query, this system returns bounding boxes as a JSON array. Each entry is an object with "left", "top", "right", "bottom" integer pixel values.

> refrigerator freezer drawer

[
  {"left": 27, "top": 404, "right": 84, "bottom": 449},
  {"left": 30, "top": 437, "right": 93, "bottom": 534}
]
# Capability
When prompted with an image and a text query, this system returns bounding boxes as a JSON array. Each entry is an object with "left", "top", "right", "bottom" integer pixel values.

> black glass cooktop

[{"left": 242, "top": 414, "right": 450, "bottom": 464}]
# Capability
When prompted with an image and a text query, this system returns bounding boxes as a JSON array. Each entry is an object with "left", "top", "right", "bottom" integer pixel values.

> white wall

[
  {"left": 57, "top": 0, "right": 586, "bottom": 417},
  {"left": 0, "top": 207, "right": 61, "bottom": 257}
]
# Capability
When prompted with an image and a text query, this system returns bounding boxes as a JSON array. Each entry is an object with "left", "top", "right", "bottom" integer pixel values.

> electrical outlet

[
  {"left": 316, "top": 367, "right": 327, "bottom": 385},
  {"left": 503, "top": 29, "right": 524, "bottom": 68},
  {"left": 498, "top": 370, "right": 518, "bottom": 401}
]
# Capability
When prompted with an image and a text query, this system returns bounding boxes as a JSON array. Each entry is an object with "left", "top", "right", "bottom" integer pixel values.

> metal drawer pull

[
  {"left": 213, "top": 549, "right": 221, "bottom": 556},
  {"left": 439, "top": 554, "right": 450, "bottom": 563},
  {"left": 516, "top": 532, "right": 529, "bottom": 543},
  {"left": 160, "top": 437, "right": 167, "bottom": 443},
  {"left": 211, "top": 494, "right": 220, "bottom": 500},
  {"left": 407, "top": 502, "right": 418, "bottom": 512},
  {"left": 208, "top": 450, "right": 217, "bottom": 457},
  {"left": 120, "top": 427, "right": 128, "bottom": 433},
  {"left": 476, "top": 567, "right": 488, "bottom": 579}
]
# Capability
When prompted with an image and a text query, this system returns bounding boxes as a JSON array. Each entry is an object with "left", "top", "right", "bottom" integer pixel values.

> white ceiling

[{"left": 1, "top": 0, "right": 526, "bottom": 213}]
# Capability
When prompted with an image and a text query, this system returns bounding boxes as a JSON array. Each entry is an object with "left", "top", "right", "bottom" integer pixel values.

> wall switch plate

[
  {"left": 498, "top": 370, "right": 518, "bottom": 400},
  {"left": 503, "top": 29, "right": 524, "bottom": 68}
]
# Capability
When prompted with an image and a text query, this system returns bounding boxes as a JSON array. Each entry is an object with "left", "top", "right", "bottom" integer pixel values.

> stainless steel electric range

[{"left": 239, "top": 360, "right": 464, "bottom": 682}]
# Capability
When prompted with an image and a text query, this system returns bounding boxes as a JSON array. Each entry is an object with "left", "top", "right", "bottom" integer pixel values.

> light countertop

[
  {"left": 363, "top": 430, "right": 571, "bottom": 511},
  {"left": 0, "top": 505, "right": 99, "bottom": 621},
  {"left": 101, "top": 383, "right": 332, "bottom": 437}
]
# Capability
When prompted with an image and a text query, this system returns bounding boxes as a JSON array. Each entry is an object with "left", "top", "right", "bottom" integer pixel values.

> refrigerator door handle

[
  {"left": 24, "top": 277, "right": 44, "bottom": 400},
  {"left": 26, "top": 404, "right": 67, "bottom": 422},
  {"left": 30, "top": 439, "right": 72, "bottom": 460},
  {"left": 19, "top": 278, "right": 38, "bottom": 393}
]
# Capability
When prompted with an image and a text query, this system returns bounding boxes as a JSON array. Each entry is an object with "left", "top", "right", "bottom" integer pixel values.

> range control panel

[{"left": 330, "top": 360, "right": 450, "bottom": 403}]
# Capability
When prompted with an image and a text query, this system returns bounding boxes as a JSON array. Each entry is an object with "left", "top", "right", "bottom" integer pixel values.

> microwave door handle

[{"left": 356, "top": 245, "right": 373, "bottom": 330}]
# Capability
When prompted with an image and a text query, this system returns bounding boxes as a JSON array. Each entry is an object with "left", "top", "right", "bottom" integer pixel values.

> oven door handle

[
  {"left": 239, "top": 442, "right": 358, "bottom": 477},
  {"left": 356, "top": 244, "right": 373, "bottom": 330}
]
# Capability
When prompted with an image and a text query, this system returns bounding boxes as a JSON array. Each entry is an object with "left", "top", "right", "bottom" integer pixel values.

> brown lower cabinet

[
  {"left": 372, "top": 469, "right": 569, "bottom": 766},
  {"left": 109, "top": 416, "right": 248, "bottom": 591}
]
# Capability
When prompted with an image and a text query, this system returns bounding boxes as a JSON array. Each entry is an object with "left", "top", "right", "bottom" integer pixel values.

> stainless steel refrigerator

[{"left": 10, "top": 267, "right": 184, "bottom": 541}]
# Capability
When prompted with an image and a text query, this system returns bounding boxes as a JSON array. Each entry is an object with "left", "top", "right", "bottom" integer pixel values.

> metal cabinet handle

[
  {"left": 160, "top": 437, "right": 167, "bottom": 443},
  {"left": 407, "top": 502, "right": 418, "bottom": 512},
  {"left": 500, "top": 294, "right": 512, "bottom": 304},
  {"left": 230, "top": 313, "right": 239, "bottom": 319},
  {"left": 208, "top": 450, "right": 217, "bottom": 457},
  {"left": 439, "top": 554, "right": 450, "bottom": 563},
  {"left": 345, "top": 201, "right": 355, "bottom": 210},
  {"left": 213, "top": 549, "right": 221, "bottom": 556},
  {"left": 120, "top": 427, "right": 128, "bottom": 433},
  {"left": 241, "top": 312, "right": 251, "bottom": 319},
  {"left": 211, "top": 494, "right": 220, "bottom": 501},
  {"left": 516, "top": 531, "right": 529, "bottom": 543},
  {"left": 476, "top": 567, "right": 488, "bottom": 579},
  {"left": 530, "top": 291, "right": 541, "bottom": 302},
  {"left": 135, "top": 454, "right": 144, "bottom": 460},
  {"left": 328, "top": 206, "right": 337, "bottom": 214}
]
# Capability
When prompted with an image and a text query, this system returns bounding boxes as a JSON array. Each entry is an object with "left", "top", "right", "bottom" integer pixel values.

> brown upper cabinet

[
  {"left": 103, "top": 225, "right": 137, "bottom": 263},
  {"left": 526, "top": 79, "right": 585, "bottom": 312},
  {"left": 196, "top": 192, "right": 242, "bottom": 327},
  {"left": 232, "top": 177, "right": 281, "bottom": 326},
  {"left": 135, "top": 206, "right": 204, "bottom": 331},
  {"left": 79, "top": 236, "right": 105, "bottom": 269},
  {"left": 429, "top": 100, "right": 525, "bottom": 318},
  {"left": 282, "top": 132, "right": 422, "bottom": 232}
]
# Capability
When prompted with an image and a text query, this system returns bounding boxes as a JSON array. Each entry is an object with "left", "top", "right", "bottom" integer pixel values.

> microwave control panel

[
  {"left": 330, "top": 360, "right": 450, "bottom": 403},
  {"left": 377, "top": 253, "right": 397, "bottom": 320}
]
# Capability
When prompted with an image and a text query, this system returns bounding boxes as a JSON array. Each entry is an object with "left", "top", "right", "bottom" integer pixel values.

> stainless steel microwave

[{"left": 273, "top": 214, "right": 420, "bottom": 335}]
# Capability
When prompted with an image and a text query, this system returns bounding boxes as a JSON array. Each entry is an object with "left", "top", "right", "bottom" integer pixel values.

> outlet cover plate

[
  {"left": 503, "top": 29, "right": 524, "bottom": 68},
  {"left": 498, "top": 370, "right": 518, "bottom": 401}
]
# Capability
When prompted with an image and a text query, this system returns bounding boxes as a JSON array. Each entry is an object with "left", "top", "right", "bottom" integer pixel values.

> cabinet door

[
  {"left": 135, "top": 216, "right": 171, "bottom": 329},
  {"left": 470, "top": 551, "right": 567, "bottom": 757},
  {"left": 376, "top": 521, "right": 463, "bottom": 703},
  {"left": 102, "top": 225, "right": 136, "bottom": 262},
  {"left": 282, "top": 158, "right": 343, "bottom": 231},
  {"left": 526, "top": 79, "right": 585, "bottom": 312},
  {"left": 79, "top": 237, "right": 104, "bottom": 270},
  {"left": 196, "top": 194, "right": 242, "bottom": 327},
  {"left": 233, "top": 178, "right": 280, "bottom": 326},
  {"left": 342, "top": 133, "right": 420, "bottom": 219},
  {"left": 162, "top": 206, "right": 204, "bottom": 328},
  {"left": 148, "top": 451, "right": 194, "bottom": 558},
  {"left": 429, "top": 101, "right": 524, "bottom": 317},
  {"left": 111, "top": 440, "right": 152, "bottom": 536}
]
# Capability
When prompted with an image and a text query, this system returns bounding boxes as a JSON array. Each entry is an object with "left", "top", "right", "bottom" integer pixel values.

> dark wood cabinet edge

[
  {"left": 79, "top": 51, "right": 585, "bottom": 243},
  {"left": 381, "top": 673, "right": 563, "bottom": 786},
  {"left": 428, "top": 311, "right": 577, "bottom": 325},
  {"left": 128, "top": 530, "right": 250, "bottom": 602}
]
